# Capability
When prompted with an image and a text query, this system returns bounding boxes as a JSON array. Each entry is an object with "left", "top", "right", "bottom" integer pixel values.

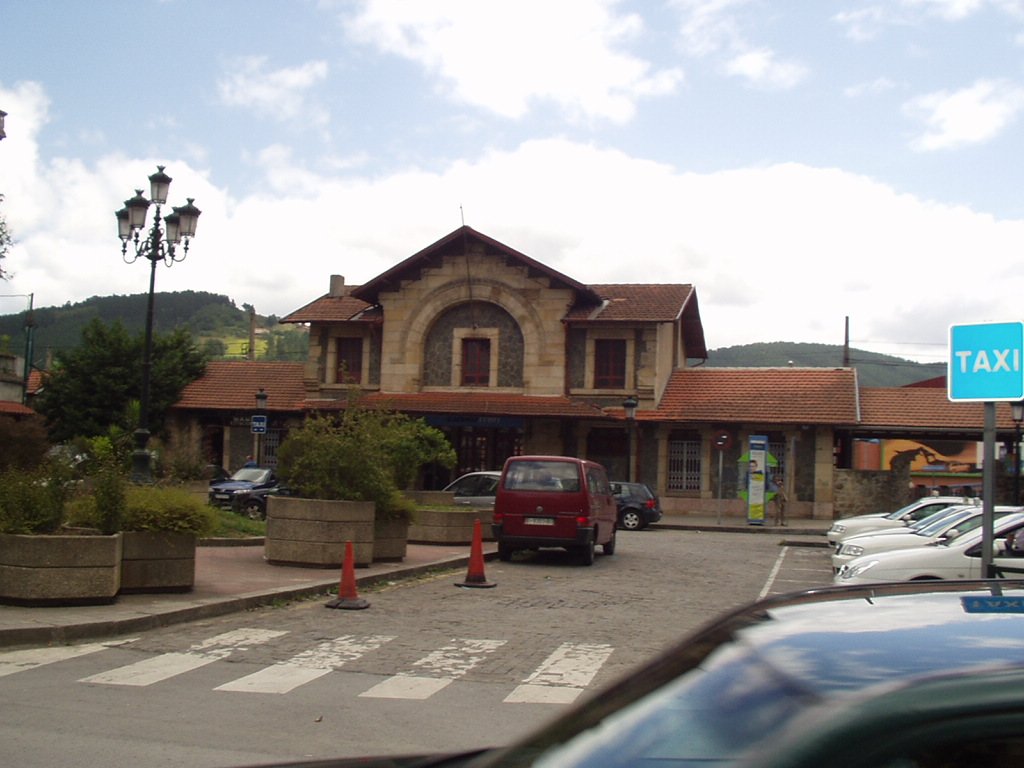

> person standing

[{"left": 772, "top": 475, "right": 788, "bottom": 526}]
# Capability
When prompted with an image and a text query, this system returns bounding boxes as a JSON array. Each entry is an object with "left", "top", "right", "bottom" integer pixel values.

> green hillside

[
  {"left": 0, "top": 291, "right": 308, "bottom": 369},
  {"left": 707, "top": 341, "right": 945, "bottom": 387}
]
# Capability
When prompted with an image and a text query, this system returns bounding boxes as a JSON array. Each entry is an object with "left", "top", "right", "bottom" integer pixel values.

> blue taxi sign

[{"left": 948, "top": 321, "right": 1024, "bottom": 402}]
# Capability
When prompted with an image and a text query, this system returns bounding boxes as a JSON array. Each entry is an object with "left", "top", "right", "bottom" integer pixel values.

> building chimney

[{"left": 329, "top": 275, "right": 347, "bottom": 297}]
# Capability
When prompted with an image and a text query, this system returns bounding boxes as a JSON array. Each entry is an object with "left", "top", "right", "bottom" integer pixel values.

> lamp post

[
  {"left": 1013, "top": 401, "right": 1024, "bottom": 505},
  {"left": 623, "top": 395, "right": 638, "bottom": 483},
  {"left": 0, "top": 109, "right": 7, "bottom": 140},
  {"left": 255, "top": 388, "right": 268, "bottom": 467},
  {"left": 116, "top": 166, "right": 200, "bottom": 483}
]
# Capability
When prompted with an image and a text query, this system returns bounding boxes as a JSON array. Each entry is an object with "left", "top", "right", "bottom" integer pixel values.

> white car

[
  {"left": 835, "top": 510, "right": 1024, "bottom": 584},
  {"left": 831, "top": 505, "right": 1021, "bottom": 572},
  {"left": 826, "top": 496, "right": 975, "bottom": 547}
]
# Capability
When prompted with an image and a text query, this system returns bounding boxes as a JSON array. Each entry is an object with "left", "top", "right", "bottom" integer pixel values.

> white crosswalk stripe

[
  {"left": 79, "top": 628, "right": 287, "bottom": 686},
  {"left": 2, "top": 630, "right": 616, "bottom": 703},
  {"left": 505, "top": 642, "right": 614, "bottom": 704},
  {"left": 360, "top": 638, "right": 505, "bottom": 700},
  {"left": 215, "top": 634, "right": 396, "bottom": 694},
  {"left": 0, "top": 639, "right": 133, "bottom": 678}
]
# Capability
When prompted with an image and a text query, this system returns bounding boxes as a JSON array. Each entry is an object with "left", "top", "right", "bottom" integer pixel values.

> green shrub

[
  {"left": 0, "top": 464, "right": 72, "bottom": 534},
  {"left": 122, "top": 486, "right": 216, "bottom": 536},
  {"left": 277, "top": 403, "right": 456, "bottom": 521}
]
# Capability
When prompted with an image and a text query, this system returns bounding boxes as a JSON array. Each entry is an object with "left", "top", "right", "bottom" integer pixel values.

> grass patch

[{"left": 207, "top": 506, "right": 266, "bottom": 538}]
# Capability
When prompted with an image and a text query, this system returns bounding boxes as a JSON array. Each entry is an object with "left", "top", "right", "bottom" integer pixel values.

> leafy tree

[
  {"left": 0, "top": 414, "right": 50, "bottom": 472},
  {"left": 36, "top": 318, "right": 206, "bottom": 443},
  {"left": 0, "top": 194, "right": 12, "bottom": 280}
]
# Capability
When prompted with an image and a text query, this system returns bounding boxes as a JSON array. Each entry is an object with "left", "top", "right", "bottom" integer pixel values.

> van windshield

[{"left": 504, "top": 460, "right": 581, "bottom": 492}]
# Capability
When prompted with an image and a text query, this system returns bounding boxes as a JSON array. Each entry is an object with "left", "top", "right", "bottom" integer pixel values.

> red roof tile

[
  {"left": 860, "top": 387, "right": 1023, "bottom": 431},
  {"left": 0, "top": 400, "right": 37, "bottom": 416},
  {"left": 172, "top": 361, "right": 307, "bottom": 411},
  {"left": 656, "top": 367, "right": 860, "bottom": 424},
  {"left": 280, "top": 293, "right": 376, "bottom": 324},
  {"left": 565, "top": 284, "right": 694, "bottom": 323}
]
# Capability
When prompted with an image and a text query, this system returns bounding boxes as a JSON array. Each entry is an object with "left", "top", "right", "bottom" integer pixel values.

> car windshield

[
  {"left": 504, "top": 461, "right": 581, "bottom": 492},
  {"left": 884, "top": 500, "right": 928, "bottom": 520},
  {"left": 230, "top": 468, "right": 270, "bottom": 483},
  {"left": 914, "top": 509, "right": 972, "bottom": 536}
]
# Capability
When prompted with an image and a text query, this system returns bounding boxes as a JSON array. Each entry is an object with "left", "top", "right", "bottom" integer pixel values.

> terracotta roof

[
  {"left": 280, "top": 293, "right": 376, "bottom": 324},
  {"left": 305, "top": 391, "right": 610, "bottom": 419},
  {"left": 655, "top": 367, "right": 860, "bottom": 424},
  {"left": 350, "top": 226, "right": 602, "bottom": 306},
  {"left": 172, "top": 361, "right": 307, "bottom": 412},
  {"left": 0, "top": 400, "right": 37, "bottom": 416},
  {"left": 860, "top": 387, "right": 1023, "bottom": 431},
  {"left": 565, "top": 284, "right": 693, "bottom": 322}
]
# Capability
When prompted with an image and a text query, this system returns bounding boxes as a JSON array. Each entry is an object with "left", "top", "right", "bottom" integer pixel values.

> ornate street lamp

[
  {"left": 0, "top": 110, "right": 7, "bottom": 141},
  {"left": 116, "top": 166, "right": 200, "bottom": 482},
  {"left": 623, "top": 395, "right": 639, "bottom": 482},
  {"left": 1013, "top": 401, "right": 1024, "bottom": 505}
]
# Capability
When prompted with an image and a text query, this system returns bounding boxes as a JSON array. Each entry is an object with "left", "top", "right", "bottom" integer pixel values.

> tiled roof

[
  {"left": 172, "top": 361, "right": 307, "bottom": 411},
  {"left": 305, "top": 391, "right": 610, "bottom": 419},
  {"left": 280, "top": 293, "right": 376, "bottom": 324},
  {"left": 0, "top": 400, "right": 36, "bottom": 416},
  {"left": 655, "top": 367, "right": 860, "bottom": 424},
  {"left": 860, "top": 387, "right": 1023, "bottom": 431},
  {"left": 565, "top": 284, "right": 695, "bottom": 323}
]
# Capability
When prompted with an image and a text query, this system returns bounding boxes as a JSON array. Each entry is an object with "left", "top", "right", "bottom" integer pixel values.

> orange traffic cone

[
  {"left": 455, "top": 519, "right": 496, "bottom": 588},
  {"left": 326, "top": 541, "right": 370, "bottom": 609}
]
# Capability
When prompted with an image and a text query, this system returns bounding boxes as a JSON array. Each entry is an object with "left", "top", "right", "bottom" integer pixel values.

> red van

[{"left": 491, "top": 455, "right": 617, "bottom": 565}]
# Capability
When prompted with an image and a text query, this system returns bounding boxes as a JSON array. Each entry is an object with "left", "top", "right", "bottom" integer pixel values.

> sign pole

[{"left": 983, "top": 402, "right": 996, "bottom": 577}]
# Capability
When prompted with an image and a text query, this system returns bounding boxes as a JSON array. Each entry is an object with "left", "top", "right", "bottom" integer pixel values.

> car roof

[{"left": 471, "top": 580, "right": 1024, "bottom": 768}]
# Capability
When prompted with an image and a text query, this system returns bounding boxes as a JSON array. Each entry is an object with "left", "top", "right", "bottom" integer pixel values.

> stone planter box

[
  {"left": 265, "top": 496, "right": 375, "bottom": 567},
  {"left": 373, "top": 517, "right": 409, "bottom": 562},
  {"left": 0, "top": 532, "right": 123, "bottom": 605},
  {"left": 409, "top": 508, "right": 494, "bottom": 544},
  {"left": 120, "top": 531, "right": 197, "bottom": 593}
]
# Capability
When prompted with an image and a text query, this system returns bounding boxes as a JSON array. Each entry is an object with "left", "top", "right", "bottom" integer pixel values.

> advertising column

[{"left": 747, "top": 435, "right": 767, "bottom": 525}]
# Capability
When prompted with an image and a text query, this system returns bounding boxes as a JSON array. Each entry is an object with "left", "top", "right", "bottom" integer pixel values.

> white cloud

[
  {"left": 725, "top": 48, "right": 808, "bottom": 89},
  {"left": 905, "top": 79, "right": 1024, "bottom": 150},
  {"left": 343, "top": 0, "right": 682, "bottom": 123},
  {"left": 216, "top": 56, "right": 330, "bottom": 129}
]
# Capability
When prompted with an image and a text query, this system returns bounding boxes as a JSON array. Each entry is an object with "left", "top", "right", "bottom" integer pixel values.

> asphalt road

[{"left": 0, "top": 529, "right": 832, "bottom": 768}]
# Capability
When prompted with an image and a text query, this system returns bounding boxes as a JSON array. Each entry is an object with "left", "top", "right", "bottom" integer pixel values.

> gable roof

[
  {"left": 0, "top": 400, "right": 37, "bottom": 416},
  {"left": 172, "top": 361, "right": 307, "bottom": 412},
  {"left": 280, "top": 293, "right": 377, "bottom": 324},
  {"left": 350, "top": 225, "right": 602, "bottom": 306},
  {"left": 655, "top": 367, "right": 860, "bottom": 425}
]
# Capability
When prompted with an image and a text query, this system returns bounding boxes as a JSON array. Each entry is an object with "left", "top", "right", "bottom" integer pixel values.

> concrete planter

[
  {"left": 0, "top": 532, "right": 123, "bottom": 605},
  {"left": 373, "top": 516, "right": 409, "bottom": 562},
  {"left": 409, "top": 508, "right": 494, "bottom": 544},
  {"left": 120, "top": 531, "right": 197, "bottom": 593},
  {"left": 265, "top": 496, "right": 375, "bottom": 567}
]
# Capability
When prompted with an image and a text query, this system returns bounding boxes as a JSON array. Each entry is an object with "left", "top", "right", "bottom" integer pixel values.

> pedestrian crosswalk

[{"left": 0, "top": 630, "right": 616, "bottom": 705}]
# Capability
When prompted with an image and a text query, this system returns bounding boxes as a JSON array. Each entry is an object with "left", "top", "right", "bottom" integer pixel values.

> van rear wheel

[
  {"left": 498, "top": 542, "right": 514, "bottom": 562},
  {"left": 578, "top": 537, "right": 596, "bottom": 566},
  {"left": 603, "top": 528, "right": 616, "bottom": 556}
]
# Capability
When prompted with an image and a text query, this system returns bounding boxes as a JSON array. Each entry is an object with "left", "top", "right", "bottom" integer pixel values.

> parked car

[
  {"left": 826, "top": 495, "right": 974, "bottom": 546},
  {"left": 443, "top": 470, "right": 501, "bottom": 508},
  {"left": 491, "top": 455, "right": 617, "bottom": 565},
  {"left": 831, "top": 504, "right": 1021, "bottom": 572},
  {"left": 270, "top": 580, "right": 1024, "bottom": 768},
  {"left": 610, "top": 481, "right": 662, "bottom": 530},
  {"left": 836, "top": 510, "right": 1024, "bottom": 584},
  {"left": 207, "top": 467, "right": 287, "bottom": 520}
]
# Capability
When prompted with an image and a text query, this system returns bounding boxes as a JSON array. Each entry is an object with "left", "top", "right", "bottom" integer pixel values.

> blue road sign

[
  {"left": 948, "top": 321, "right": 1024, "bottom": 402},
  {"left": 250, "top": 414, "right": 268, "bottom": 434}
]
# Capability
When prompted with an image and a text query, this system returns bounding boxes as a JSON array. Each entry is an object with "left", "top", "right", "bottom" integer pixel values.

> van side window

[{"left": 586, "top": 466, "right": 610, "bottom": 495}]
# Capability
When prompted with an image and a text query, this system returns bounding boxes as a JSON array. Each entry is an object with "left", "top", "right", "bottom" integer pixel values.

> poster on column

[{"left": 747, "top": 435, "right": 767, "bottom": 525}]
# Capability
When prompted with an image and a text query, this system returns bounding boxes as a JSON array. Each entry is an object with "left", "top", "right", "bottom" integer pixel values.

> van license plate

[{"left": 526, "top": 517, "right": 555, "bottom": 526}]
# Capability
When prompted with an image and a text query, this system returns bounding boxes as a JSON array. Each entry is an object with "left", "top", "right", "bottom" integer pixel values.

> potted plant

[
  {"left": 0, "top": 461, "right": 123, "bottom": 605},
  {"left": 268, "top": 402, "right": 455, "bottom": 567}
]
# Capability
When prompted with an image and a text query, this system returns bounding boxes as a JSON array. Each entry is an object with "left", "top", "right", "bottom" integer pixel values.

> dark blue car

[{"left": 207, "top": 467, "right": 286, "bottom": 520}]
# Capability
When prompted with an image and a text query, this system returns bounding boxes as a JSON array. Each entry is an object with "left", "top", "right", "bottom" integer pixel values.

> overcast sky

[{"left": 3, "top": 0, "right": 1024, "bottom": 364}]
